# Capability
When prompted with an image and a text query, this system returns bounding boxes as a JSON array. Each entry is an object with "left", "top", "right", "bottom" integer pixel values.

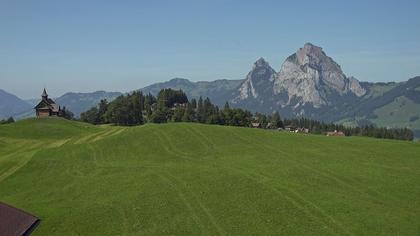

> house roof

[
  {"left": 0, "top": 202, "right": 40, "bottom": 236},
  {"left": 34, "top": 98, "right": 59, "bottom": 112},
  {"left": 326, "top": 131, "right": 345, "bottom": 136}
]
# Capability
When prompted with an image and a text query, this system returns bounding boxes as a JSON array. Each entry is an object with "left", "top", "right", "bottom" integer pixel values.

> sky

[{"left": 1, "top": 0, "right": 420, "bottom": 99}]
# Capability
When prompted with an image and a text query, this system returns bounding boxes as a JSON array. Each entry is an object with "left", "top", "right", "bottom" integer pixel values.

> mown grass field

[{"left": 0, "top": 118, "right": 420, "bottom": 235}]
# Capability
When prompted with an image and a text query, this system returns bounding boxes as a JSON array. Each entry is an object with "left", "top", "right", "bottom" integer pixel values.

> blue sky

[{"left": 1, "top": 0, "right": 420, "bottom": 99}]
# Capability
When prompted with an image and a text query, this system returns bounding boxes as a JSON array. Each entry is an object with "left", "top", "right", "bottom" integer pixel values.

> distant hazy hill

[
  {"left": 55, "top": 91, "right": 122, "bottom": 117},
  {"left": 0, "top": 89, "right": 32, "bottom": 119}
]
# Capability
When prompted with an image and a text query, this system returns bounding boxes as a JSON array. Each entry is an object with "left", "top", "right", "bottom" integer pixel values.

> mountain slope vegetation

[{"left": 0, "top": 118, "right": 419, "bottom": 235}]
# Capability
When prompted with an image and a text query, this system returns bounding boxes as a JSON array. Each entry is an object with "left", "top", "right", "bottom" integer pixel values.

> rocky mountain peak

[
  {"left": 296, "top": 43, "right": 325, "bottom": 65},
  {"left": 232, "top": 58, "right": 276, "bottom": 102},
  {"left": 273, "top": 43, "right": 366, "bottom": 108},
  {"left": 253, "top": 57, "right": 270, "bottom": 68}
]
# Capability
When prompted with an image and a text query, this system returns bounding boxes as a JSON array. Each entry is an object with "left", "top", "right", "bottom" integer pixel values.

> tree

[
  {"left": 157, "top": 89, "right": 188, "bottom": 109},
  {"left": 143, "top": 93, "right": 156, "bottom": 122},
  {"left": 104, "top": 96, "right": 130, "bottom": 125},
  {"left": 197, "top": 97, "right": 204, "bottom": 123},
  {"left": 81, "top": 107, "right": 100, "bottom": 124},
  {"left": 270, "top": 111, "right": 283, "bottom": 129},
  {"left": 172, "top": 107, "right": 184, "bottom": 122},
  {"left": 182, "top": 103, "right": 195, "bottom": 122},
  {"left": 128, "top": 91, "right": 144, "bottom": 125},
  {"left": 61, "top": 106, "right": 74, "bottom": 120},
  {"left": 97, "top": 99, "right": 109, "bottom": 123},
  {"left": 190, "top": 99, "right": 197, "bottom": 110},
  {"left": 150, "top": 108, "right": 168, "bottom": 123},
  {"left": 203, "top": 97, "right": 213, "bottom": 123},
  {"left": 7, "top": 116, "right": 15, "bottom": 123},
  {"left": 0, "top": 117, "right": 15, "bottom": 124},
  {"left": 224, "top": 101, "right": 230, "bottom": 110}
]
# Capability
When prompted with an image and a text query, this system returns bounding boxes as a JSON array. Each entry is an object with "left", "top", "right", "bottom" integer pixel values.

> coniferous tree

[
  {"left": 172, "top": 106, "right": 184, "bottom": 122},
  {"left": 270, "top": 112, "right": 283, "bottom": 129},
  {"left": 61, "top": 106, "right": 74, "bottom": 120},
  {"left": 191, "top": 99, "right": 197, "bottom": 110},
  {"left": 224, "top": 101, "right": 230, "bottom": 110},
  {"left": 197, "top": 97, "right": 204, "bottom": 123},
  {"left": 97, "top": 99, "right": 108, "bottom": 123},
  {"left": 81, "top": 107, "right": 100, "bottom": 124},
  {"left": 182, "top": 102, "right": 195, "bottom": 122}
]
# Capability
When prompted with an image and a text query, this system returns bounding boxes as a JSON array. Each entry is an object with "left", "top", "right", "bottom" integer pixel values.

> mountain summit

[
  {"left": 273, "top": 43, "right": 366, "bottom": 108},
  {"left": 233, "top": 57, "right": 276, "bottom": 102}
]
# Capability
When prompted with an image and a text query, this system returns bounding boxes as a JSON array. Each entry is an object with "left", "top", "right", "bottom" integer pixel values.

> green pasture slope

[{"left": 0, "top": 118, "right": 419, "bottom": 235}]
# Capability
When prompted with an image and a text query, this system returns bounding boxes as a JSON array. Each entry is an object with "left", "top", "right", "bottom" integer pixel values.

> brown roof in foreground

[{"left": 0, "top": 202, "right": 40, "bottom": 236}]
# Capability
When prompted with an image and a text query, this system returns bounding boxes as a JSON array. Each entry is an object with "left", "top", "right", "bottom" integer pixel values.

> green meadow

[{"left": 0, "top": 118, "right": 419, "bottom": 235}]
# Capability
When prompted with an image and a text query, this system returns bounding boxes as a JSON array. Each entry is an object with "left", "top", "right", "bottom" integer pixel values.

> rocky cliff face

[
  {"left": 273, "top": 43, "right": 366, "bottom": 108},
  {"left": 232, "top": 58, "right": 276, "bottom": 103}
]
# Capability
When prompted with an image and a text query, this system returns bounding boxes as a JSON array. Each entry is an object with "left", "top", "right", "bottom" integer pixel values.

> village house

[
  {"left": 284, "top": 125, "right": 296, "bottom": 132},
  {"left": 284, "top": 125, "right": 310, "bottom": 133},
  {"left": 326, "top": 130, "right": 346, "bottom": 137},
  {"left": 34, "top": 89, "right": 62, "bottom": 117},
  {"left": 170, "top": 102, "right": 188, "bottom": 111},
  {"left": 297, "top": 127, "right": 310, "bottom": 133}
]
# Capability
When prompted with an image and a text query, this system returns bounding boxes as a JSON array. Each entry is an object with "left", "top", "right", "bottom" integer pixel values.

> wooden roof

[
  {"left": 34, "top": 98, "right": 60, "bottom": 112},
  {"left": 41, "top": 88, "right": 48, "bottom": 97},
  {"left": 0, "top": 202, "right": 40, "bottom": 236}
]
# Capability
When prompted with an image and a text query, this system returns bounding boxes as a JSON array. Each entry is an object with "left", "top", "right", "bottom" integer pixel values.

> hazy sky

[{"left": 1, "top": 0, "right": 420, "bottom": 99}]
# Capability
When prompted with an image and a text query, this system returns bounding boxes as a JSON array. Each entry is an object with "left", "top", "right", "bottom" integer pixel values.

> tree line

[
  {"left": 80, "top": 89, "right": 414, "bottom": 141},
  {"left": 282, "top": 117, "right": 414, "bottom": 141},
  {"left": 0, "top": 117, "right": 15, "bottom": 124}
]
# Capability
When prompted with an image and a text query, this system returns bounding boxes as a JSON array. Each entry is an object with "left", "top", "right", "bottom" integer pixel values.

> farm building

[
  {"left": 34, "top": 88, "right": 62, "bottom": 117},
  {"left": 251, "top": 122, "right": 261, "bottom": 128},
  {"left": 0, "top": 202, "right": 40, "bottom": 236},
  {"left": 284, "top": 125, "right": 296, "bottom": 132},
  {"left": 326, "top": 130, "right": 346, "bottom": 137}
]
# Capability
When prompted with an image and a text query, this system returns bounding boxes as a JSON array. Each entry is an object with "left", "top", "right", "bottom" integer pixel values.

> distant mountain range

[
  {"left": 1, "top": 43, "right": 419, "bottom": 137},
  {"left": 0, "top": 89, "right": 33, "bottom": 119},
  {"left": 139, "top": 43, "right": 420, "bottom": 136}
]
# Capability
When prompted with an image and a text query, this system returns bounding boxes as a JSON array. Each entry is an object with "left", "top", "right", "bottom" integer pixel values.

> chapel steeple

[{"left": 41, "top": 88, "right": 48, "bottom": 100}]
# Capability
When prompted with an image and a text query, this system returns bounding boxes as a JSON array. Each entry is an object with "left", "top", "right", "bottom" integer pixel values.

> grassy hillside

[
  {"left": 0, "top": 118, "right": 419, "bottom": 235},
  {"left": 372, "top": 96, "right": 420, "bottom": 130}
]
